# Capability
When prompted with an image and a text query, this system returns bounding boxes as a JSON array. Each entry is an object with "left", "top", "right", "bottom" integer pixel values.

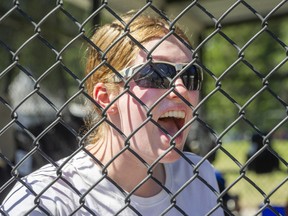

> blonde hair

[{"left": 84, "top": 12, "right": 191, "bottom": 144}]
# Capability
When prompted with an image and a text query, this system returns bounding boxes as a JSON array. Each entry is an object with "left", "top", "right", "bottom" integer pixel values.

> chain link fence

[{"left": 0, "top": 0, "right": 287, "bottom": 215}]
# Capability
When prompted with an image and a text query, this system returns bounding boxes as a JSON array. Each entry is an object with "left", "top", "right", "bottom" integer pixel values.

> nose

[{"left": 167, "top": 78, "right": 189, "bottom": 100}]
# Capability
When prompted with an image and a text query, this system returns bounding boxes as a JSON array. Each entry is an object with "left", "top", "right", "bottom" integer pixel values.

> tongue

[{"left": 158, "top": 118, "right": 179, "bottom": 136}]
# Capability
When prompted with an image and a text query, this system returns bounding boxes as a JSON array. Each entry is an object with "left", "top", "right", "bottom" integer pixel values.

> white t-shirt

[{"left": 1, "top": 151, "right": 224, "bottom": 215}]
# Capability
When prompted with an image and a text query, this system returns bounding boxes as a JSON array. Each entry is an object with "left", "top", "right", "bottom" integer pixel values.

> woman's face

[{"left": 115, "top": 36, "right": 199, "bottom": 164}]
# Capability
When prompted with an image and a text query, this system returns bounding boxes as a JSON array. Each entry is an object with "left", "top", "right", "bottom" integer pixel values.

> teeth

[{"left": 159, "top": 111, "right": 185, "bottom": 119}]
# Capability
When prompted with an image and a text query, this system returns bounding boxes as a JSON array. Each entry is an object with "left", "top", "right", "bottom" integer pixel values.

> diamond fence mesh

[{"left": 0, "top": 0, "right": 287, "bottom": 216}]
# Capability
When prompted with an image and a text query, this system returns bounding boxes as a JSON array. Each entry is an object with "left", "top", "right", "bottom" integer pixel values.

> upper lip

[
  {"left": 159, "top": 110, "right": 186, "bottom": 119},
  {"left": 157, "top": 109, "right": 187, "bottom": 132}
]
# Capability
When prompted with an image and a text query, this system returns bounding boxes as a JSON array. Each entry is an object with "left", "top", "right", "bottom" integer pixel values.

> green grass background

[{"left": 212, "top": 140, "right": 288, "bottom": 209}]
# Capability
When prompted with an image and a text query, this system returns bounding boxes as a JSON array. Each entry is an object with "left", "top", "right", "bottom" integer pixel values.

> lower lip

[{"left": 159, "top": 129, "right": 184, "bottom": 148}]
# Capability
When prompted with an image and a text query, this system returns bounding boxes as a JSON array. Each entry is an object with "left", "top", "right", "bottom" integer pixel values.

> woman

[{"left": 1, "top": 12, "right": 224, "bottom": 215}]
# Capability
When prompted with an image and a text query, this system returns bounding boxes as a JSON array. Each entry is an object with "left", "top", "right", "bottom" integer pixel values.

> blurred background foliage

[
  {"left": 201, "top": 18, "right": 288, "bottom": 139},
  {"left": 0, "top": 0, "right": 89, "bottom": 104}
]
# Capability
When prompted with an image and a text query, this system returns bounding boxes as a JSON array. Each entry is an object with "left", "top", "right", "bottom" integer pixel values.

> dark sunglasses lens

[
  {"left": 132, "top": 63, "right": 202, "bottom": 90},
  {"left": 181, "top": 65, "right": 202, "bottom": 90},
  {"left": 133, "top": 64, "right": 176, "bottom": 89}
]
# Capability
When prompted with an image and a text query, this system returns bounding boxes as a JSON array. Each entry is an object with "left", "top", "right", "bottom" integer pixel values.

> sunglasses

[{"left": 113, "top": 61, "right": 203, "bottom": 91}]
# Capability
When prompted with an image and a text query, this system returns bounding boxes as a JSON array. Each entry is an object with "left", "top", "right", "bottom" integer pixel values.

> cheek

[
  {"left": 118, "top": 92, "right": 148, "bottom": 126},
  {"left": 188, "top": 91, "right": 200, "bottom": 107},
  {"left": 130, "top": 85, "right": 163, "bottom": 106}
]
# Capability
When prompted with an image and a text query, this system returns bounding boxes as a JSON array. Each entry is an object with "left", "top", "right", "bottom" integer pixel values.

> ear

[{"left": 93, "top": 83, "right": 118, "bottom": 114}]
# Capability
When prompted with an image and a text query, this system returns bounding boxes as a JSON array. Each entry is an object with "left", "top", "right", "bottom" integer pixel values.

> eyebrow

[{"left": 147, "top": 55, "right": 192, "bottom": 64}]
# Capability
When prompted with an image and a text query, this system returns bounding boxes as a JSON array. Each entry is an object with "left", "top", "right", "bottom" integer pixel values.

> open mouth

[{"left": 157, "top": 111, "right": 186, "bottom": 137}]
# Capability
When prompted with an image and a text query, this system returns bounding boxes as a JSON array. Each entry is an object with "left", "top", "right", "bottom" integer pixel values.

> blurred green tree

[{"left": 201, "top": 17, "right": 288, "bottom": 138}]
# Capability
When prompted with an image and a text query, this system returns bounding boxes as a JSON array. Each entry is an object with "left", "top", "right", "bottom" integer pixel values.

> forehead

[{"left": 133, "top": 36, "right": 192, "bottom": 64}]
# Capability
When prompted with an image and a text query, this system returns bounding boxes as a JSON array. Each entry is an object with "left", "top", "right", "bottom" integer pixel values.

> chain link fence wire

[{"left": 0, "top": 0, "right": 287, "bottom": 215}]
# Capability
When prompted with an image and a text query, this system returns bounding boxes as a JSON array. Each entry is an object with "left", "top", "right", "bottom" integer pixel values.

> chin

[{"left": 159, "top": 149, "right": 183, "bottom": 164}]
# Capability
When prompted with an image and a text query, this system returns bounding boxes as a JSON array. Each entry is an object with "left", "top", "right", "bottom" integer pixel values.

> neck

[
  {"left": 86, "top": 132, "right": 166, "bottom": 197},
  {"left": 131, "top": 162, "right": 166, "bottom": 197},
  {"left": 112, "top": 155, "right": 166, "bottom": 197}
]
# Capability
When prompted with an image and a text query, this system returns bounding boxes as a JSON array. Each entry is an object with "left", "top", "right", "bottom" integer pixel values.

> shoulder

[
  {"left": 176, "top": 151, "right": 215, "bottom": 171},
  {"left": 1, "top": 152, "right": 89, "bottom": 215},
  {"left": 1, "top": 163, "right": 59, "bottom": 215},
  {"left": 168, "top": 152, "right": 217, "bottom": 182}
]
